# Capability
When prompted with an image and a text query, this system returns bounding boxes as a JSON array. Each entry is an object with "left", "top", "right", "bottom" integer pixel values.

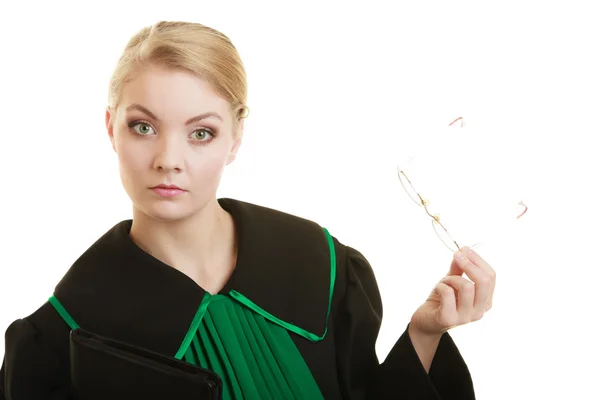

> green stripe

[
  {"left": 175, "top": 291, "right": 212, "bottom": 359},
  {"left": 229, "top": 227, "right": 336, "bottom": 342},
  {"left": 48, "top": 295, "right": 80, "bottom": 330}
]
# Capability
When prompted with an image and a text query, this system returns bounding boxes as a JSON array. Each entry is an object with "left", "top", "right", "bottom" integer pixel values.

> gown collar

[{"left": 54, "top": 198, "right": 334, "bottom": 356}]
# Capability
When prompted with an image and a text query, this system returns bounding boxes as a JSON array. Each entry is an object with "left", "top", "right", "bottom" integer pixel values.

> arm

[
  {"left": 334, "top": 245, "right": 475, "bottom": 400},
  {"left": 1, "top": 318, "right": 71, "bottom": 400}
]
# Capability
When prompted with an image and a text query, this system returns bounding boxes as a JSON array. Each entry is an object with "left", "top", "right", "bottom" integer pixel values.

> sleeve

[
  {"left": 1, "top": 318, "right": 71, "bottom": 400},
  {"left": 333, "top": 245, "right": 476, "bottom": 400}
]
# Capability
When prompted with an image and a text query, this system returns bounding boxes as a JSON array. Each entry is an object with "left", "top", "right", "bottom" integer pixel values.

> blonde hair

[{"left": 108, "top": 21, "right": 249, "bottom": 134}]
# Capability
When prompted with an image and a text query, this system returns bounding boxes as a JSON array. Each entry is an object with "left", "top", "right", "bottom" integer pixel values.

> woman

[{"left": 0, "top": 21, "right": 494, "bottom": 399}]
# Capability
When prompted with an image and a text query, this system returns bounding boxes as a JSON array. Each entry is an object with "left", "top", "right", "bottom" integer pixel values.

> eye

[
  {"left": 129, "top": 122, "right": 155, "bottom": 136},
  {"left": 190, "top": 128, "right": 214, "bottom": 142}
]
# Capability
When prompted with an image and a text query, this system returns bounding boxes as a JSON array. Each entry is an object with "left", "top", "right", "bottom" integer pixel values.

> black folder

[{"left": 69, "top": 328, "right": 222, "bottom": 399}]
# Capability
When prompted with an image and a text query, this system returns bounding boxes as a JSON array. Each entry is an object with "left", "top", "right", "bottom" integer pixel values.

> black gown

[{"left": 0, "top": 198, "right": 476, "bottom": 399}]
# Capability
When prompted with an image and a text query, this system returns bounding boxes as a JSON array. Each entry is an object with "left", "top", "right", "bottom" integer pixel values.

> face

[{"left": 105, "top": 65, "right": 242, "bottom": 222}]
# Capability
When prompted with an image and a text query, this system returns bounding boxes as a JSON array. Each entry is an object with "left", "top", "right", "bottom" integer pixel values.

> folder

[{"left": 69, "top": 328, "right": 222, "bottom": 399}]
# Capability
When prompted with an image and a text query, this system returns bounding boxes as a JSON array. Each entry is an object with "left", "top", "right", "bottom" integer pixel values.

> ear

[
  {"left": 105, "top": 108, "right": 116, "bottom": 152},
  {"left": 226, "top": 120, "right": 244, "bottom": 165}
]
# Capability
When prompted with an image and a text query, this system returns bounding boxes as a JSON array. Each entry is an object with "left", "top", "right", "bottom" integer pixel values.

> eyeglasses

[{"left": 397, "top": 117, "right": 528, "bottom": 252}]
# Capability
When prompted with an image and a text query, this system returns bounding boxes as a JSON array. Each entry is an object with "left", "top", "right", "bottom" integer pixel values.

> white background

[{"left": 1, "top": 1, "right": 598, "bottom": 398}]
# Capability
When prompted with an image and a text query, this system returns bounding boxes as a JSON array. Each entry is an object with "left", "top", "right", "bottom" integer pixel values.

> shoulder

[
  {"left": 5, "top": 301, "right": 71, "bottom": 360},
  {"left": 2, "top": 302, "right": 71, "bottom": 398}
]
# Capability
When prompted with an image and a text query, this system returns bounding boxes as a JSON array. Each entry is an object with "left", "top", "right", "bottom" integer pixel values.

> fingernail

[{"left": 455, "top": 251, "right": 466, "bottom": 262}]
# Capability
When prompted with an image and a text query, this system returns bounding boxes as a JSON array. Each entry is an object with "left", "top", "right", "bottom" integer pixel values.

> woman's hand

[{"left": 410, "top": 246, "right": 496, "bottom": 336}]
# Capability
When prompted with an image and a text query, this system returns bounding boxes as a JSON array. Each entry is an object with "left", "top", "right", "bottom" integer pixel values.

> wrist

[
  {"left": 408, "top": 323, "right": 443, "bottom": 348},
  {"left": 408, "top": 311, "right": 445, "bottom": 338}
]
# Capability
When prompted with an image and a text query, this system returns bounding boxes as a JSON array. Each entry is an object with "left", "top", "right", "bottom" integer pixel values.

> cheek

[
  {"left": 114, "top": 135, "right": 148, "bottom": 177},
  {"left": 188, "top": 145, "right": 230, "bottom": 181}
]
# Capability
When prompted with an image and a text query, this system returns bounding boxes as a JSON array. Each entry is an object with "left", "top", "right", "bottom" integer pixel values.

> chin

[{"left": 135, "top": 200, "right": 197, "bottom": 222}]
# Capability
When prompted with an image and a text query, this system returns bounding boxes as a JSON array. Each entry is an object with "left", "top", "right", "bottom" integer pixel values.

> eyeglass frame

[{"left": 396, "top": 167, "right": 462, "bottom": 251}]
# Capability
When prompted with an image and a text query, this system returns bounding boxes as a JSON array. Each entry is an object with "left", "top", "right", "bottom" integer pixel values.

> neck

[{"left": 129, "top": 199, "right": 236, "bottom": 285}]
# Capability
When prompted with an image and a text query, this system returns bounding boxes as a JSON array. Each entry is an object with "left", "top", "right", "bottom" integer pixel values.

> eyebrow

[{"left": 125, "top": 103, "right": 223, "bottom": 124}]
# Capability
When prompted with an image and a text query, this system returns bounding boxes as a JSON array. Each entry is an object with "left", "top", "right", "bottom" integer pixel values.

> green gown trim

[
  {"left": 48, "top": 294, "right": 79, "bottom": 330},
  {"left": 49, "top": 227, "right": 335, "bottom": 399},
  {"left": 174, "top": 291, "right": 212, "bottom": 360}
]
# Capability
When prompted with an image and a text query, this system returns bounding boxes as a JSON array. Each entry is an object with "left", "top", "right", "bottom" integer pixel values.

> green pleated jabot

[{"left": 176, "top": 293, "right": 324, "bottom": 399}]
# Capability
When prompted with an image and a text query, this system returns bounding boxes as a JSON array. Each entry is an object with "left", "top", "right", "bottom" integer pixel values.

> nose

[{"left": 153, "top": 134, "right": 184, "bottom": 172}]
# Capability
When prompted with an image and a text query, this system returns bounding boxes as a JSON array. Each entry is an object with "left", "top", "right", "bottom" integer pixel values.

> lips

[
  {"left": 152, "top": 184, "right": 183, "bottom": 190},
  {"left": 150, "top": 184, "right": 186, "bottom": 197}
]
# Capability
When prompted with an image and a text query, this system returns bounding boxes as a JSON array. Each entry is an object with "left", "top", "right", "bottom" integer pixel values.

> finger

[
  {"left": 463, "top": 246, "right": 496, "bottom": 281},
  {"left": 434, "top": 282, "right": 459, "bottom": 328},
  {"left": 461, "top": 247, "right": 496, "bottom": 310},
  {"left": 453, "top": 250, "right": 492, "bottom": 314},
  {"left": 441, "top": 275, "right": 475, "bottom": 321},
  {"left": 447, "top": 257, "right": 465, "bottom": 277}
]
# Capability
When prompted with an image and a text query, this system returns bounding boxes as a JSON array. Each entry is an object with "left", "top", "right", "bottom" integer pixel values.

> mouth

[
  {"left": 151, "top": 184, "right": 184, "bottom": 190},
  {"left": 150, "top": 184, "right": 186, "bottom": 197}
]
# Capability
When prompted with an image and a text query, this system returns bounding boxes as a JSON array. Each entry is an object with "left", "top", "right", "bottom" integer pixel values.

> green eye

[
  {"left": 131, "top": 122, "right": 155, "bottom": 135},
  {"left": 191, "top": 129, "right": 213, "bottom": 141}
]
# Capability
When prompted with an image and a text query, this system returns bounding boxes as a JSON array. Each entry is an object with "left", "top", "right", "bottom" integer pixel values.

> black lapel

[{"left": 219, "top": 198, "right": 332, "bottom": 338}]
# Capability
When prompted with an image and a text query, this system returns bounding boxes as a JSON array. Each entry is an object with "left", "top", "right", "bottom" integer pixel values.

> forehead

[{"left": 118, "top": 65, "right": 231, "bottom": 120}]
